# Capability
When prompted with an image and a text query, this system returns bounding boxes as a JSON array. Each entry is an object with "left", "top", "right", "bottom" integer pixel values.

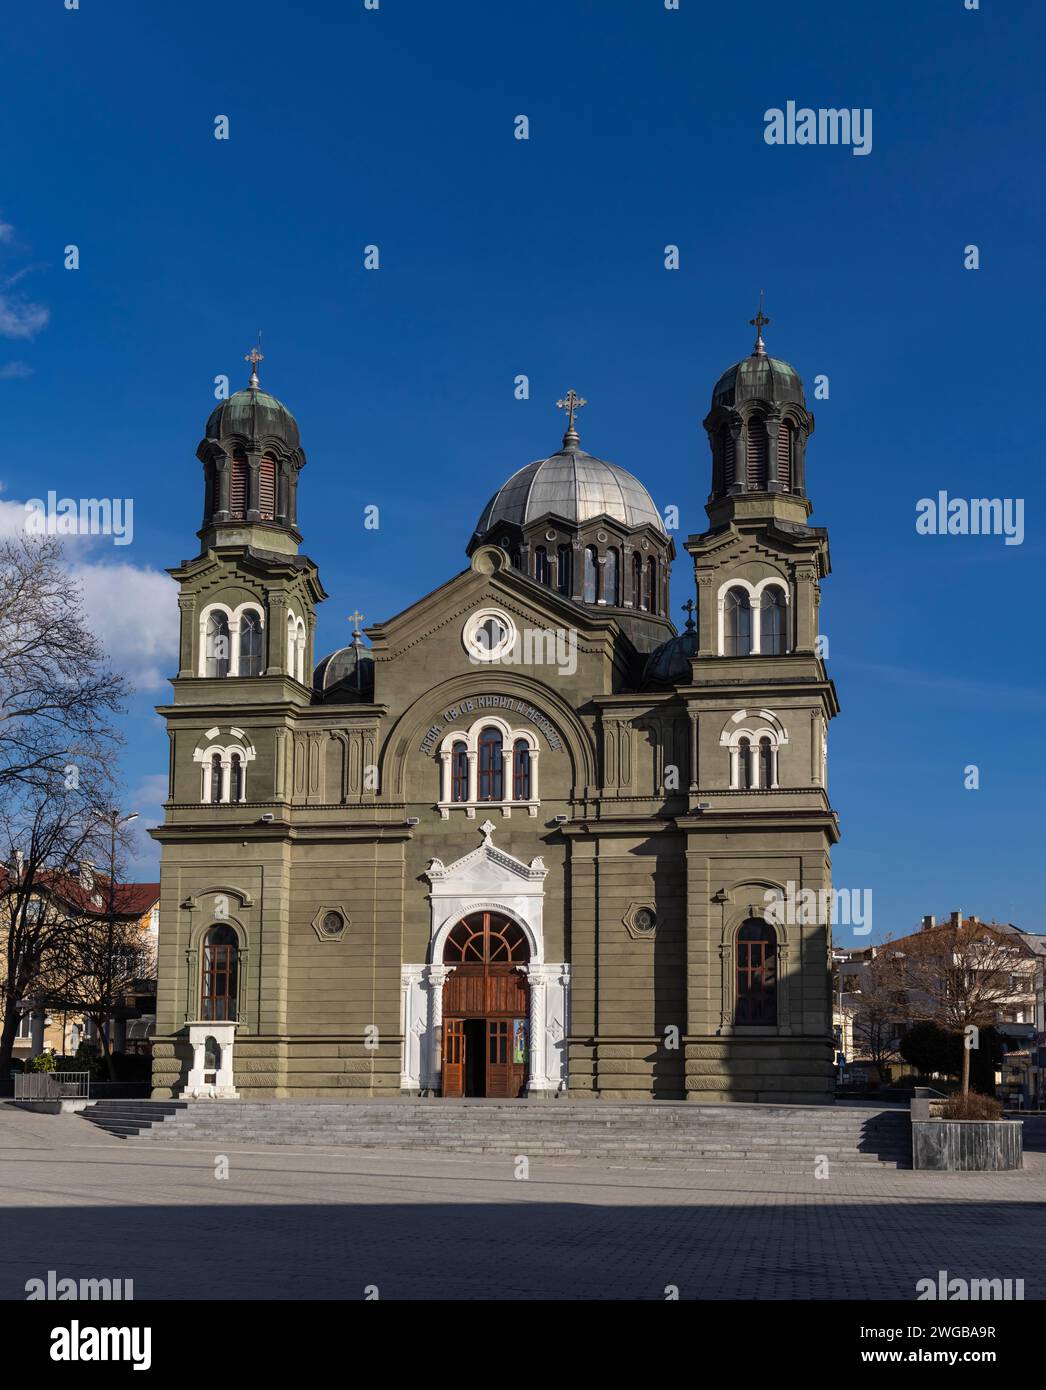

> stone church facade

[{"left": 151, "top": 330, "right": 839, "bottom": 1103}]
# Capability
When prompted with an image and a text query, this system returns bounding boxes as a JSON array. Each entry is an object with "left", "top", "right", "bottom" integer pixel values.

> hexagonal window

[
  {"left": 311, "top": 905, "right": 350, "bottom": 941},
  {"left": 623, "top": 903, "right": 658, "bottom": 940}
]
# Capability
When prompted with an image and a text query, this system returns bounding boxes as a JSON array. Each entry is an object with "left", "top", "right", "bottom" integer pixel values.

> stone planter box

[{"left": 911, "top": 1119, "right": 1023, "bottom": 1171}]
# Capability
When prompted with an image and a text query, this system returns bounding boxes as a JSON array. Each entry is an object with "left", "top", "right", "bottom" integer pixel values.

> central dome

[{"left": 474, "top": 446, "right": 665, "bottom": 538}]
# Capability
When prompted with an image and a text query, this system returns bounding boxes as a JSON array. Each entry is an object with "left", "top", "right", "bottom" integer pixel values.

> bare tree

[
  {"left": 0, "top": 534, "right": 126, "bottom": 794},
  {"left": 885, "top": 922, "right": 1022, "bottom": 1095},
  {"left": 0, "top": 789, "right": 104, "bottom": 1078},
  {"left": 849, "top": 953, "right": 907, "bottom": 1083},
  {"left": 0, "top": 533, "right": 130, "bottom": 1077}
]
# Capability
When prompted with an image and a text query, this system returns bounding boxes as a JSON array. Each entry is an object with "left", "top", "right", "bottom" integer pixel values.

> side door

[{"left": 442, "top": 1019, "right": 465, "bottom": 1097}]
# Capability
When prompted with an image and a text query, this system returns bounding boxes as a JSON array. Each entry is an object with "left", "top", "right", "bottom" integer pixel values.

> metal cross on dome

[
  {"left": 556, "top": 389, "right": 587, "bottom": 433},
  {"left": 245, "top": 338, "right": 264, "bottom": 387},
  {"left": 749, "top": 291, "right": 770, "bottom": 352}
]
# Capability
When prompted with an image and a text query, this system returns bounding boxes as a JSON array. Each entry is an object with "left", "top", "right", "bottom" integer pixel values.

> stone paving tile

[{"left": 0, "top": 1105, "right": 1043, "bottom": 1301}]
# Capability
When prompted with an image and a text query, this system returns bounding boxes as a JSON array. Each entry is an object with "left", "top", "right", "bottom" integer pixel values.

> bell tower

[
  {"left": 167, "top": 349, "right": 326, "bottom": 692},
  {"left": 679, "top": 306, "right": 839, "bottom": 1103}
]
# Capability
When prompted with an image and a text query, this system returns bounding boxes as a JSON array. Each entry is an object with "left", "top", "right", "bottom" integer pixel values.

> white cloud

[
  {"left": 0, "top": 293, "right": 48, "bottom": 339},
  {"left": 0, "top": 220, "right": 13, "bottom": 244},
  {"left": 0, "top": 360, "right": 31, "bottom": 379},
  {"left": 68, "top": 561, "right": 178, "bottom": 692}
]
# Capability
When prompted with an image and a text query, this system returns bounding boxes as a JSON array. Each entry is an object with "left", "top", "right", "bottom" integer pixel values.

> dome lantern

[
  {"left": 195, "top": 346, "right": 308, "bottom": 556},
  {"left": 702, "top": 302, "right": 815, "bottom": 528}
]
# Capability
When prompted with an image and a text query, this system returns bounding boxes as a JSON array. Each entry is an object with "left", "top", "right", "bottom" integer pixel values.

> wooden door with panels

[{"left": 441, "top": 911, "right": 529, "bottom": 1098}]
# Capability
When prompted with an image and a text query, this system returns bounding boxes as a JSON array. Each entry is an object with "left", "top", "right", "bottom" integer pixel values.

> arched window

[
  {"left": 534, "top": 547, "right": 550, "bottom": 585},
  {"left": 286, "top": 612, "right": 297, "bottom": 677},
  {"left": 295, "top": 620, "right": 306, "bottom": 682},
  {"left": 759, "top": 587, "right": 787, "bottom": 656},
  {"left": 451, "top": 742, "right": 468, "bottom": 802},
  {"left": 605, "top": 547, "right": 619, "bottom": 605},
  {"left": 776, "top": 422, "right": 792, "bottom": 489},
  {"left": 737, "top": 737, "right": 752, "bottom": 790},
  {"left": 513, "top": 739, "right": 531, "bottom": 800},
  {"left": 735, "top": 920, "right": 777, "bottom": 1025},
  {"left": 724, "top": 587, "right": 752, "bottom": 656},
  {"left": 583, "top": 546, "right": 598, "bottom": 603},
  {"left": 746, "top": 417, "right": 768, "bottom": 489},
  {"left": 443, "top": 912, "right": 530, "bottom": 965},
  {"left": 239, "top": 608, "right": 264, "bottom": 677},
  {"left": 205, "top": 610, "right": 231, "bottom": 678},
  {"left": 201, "top": 924, "right": 239, "bottom": 1022},
  {"left": 229, "top": 752, "right": 244, "bottom": 802},
  {"left": 478, "top": 727, "right": 504, "bottom": 801},
  {"left": 633, "top": 553, "right": 645, "bottom": 609},
  {"left": 258, "top": 456, "right": 277, "bottom": 520},
  {"left": 758, "top": 736, "right": 774, "bottom": 789},
  {"left": 229, "top": 453, "right": 248, "bottom": 518},
  {"left": 556, "top": 545, "right": 573, "bottom": 597},
  {"left": 209, "top": 753, "right": 224, "bottom": 804},
  {"left": 721, "top": 425, "right": 736, "bottom": 488},
  {"left": 647, "top": 557, "right": 658, "bottom": 615},
  {"left": 510, "top": 550, "right": 521, "bottom": 570}
]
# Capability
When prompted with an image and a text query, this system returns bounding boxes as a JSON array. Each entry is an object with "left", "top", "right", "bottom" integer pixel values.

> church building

[{"left": 151, "top": 320, "right": 839, "bottom": 1103}]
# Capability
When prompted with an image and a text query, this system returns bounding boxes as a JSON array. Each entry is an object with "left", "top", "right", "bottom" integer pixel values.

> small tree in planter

[{"left": 887, "top": 921, "right": 1022, "bottom": 1097}]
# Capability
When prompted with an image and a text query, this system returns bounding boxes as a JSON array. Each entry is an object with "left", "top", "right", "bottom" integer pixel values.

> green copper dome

[
  {"left": 204, "top": 386, "right": 300, "bottom": 451},
  {"left": 712, "top": 352, "right": 805, "bottom": 409}
]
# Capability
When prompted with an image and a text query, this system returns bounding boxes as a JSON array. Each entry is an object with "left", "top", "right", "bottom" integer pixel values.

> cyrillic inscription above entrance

[{"left": 420, "top": 695, "right": 563, "bottom": 754}]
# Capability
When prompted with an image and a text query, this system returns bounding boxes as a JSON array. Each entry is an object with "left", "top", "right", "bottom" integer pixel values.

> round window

[
  {"left": 463, "top": 608, "right": 517, "bottom": 663},
  {"left": 322, "top": 911, "right": 343, "bottom": 936},
  {"left": 633, "top": 908, "right": 656, "bottom": 934}
]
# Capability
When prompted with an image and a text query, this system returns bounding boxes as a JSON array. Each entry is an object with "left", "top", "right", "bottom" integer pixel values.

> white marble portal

[{"left": 401, "top": 822, "right": 569, "bottom": 1095}]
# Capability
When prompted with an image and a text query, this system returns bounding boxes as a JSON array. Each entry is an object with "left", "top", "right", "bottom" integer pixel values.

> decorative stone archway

[{"left": 400, "top": 821, "right": 570, "bottom": 1096}]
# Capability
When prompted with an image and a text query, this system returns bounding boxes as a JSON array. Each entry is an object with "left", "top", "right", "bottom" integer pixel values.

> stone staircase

[
  {"left": 79, "top": 1099, "right": 912, "bottom": 1168},
  {"left": 80, "top": 1100, "right": 187, "bottom": 1139}
]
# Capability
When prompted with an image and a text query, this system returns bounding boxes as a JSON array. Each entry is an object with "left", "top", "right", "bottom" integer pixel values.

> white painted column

[
  {"left": 525, "top": 965, "right": 547, "bottom": 1093},
  {"left": 400, "top": 965, "right": 424, "bottom": 1091},
  {"left": 29, "top": 1009, "right": 45, "bottom": 1057},
  {"left": 426, "top": 965, "right": 454, "bottom": 1091}
]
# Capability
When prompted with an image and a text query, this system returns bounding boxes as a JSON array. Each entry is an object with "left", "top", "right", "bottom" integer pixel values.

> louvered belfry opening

[
  {"left": 745, "top": 416, "right": 768, "bottom": 489},
  {"left": 258, "top": 455, "right": 277, "bottom": 521},
  {"left": 229, "top": 452, "right": 248, "bottom": 518},
  {"left": 721, "top": 425, "right": 736, "bottom": 487},
  {"left": 776, "top": 421, "right": 792, "bottom": 489}
]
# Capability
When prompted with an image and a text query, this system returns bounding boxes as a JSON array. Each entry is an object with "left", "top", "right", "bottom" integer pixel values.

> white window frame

[
  {"left": 194, "top": 729, "right": 257, "bottom": 804},
  {"left": 198, "top": 602, "right": 266, "bottom": 678},
  {"left": 716, "top": 577, "right": 791, "bottom": 657},
  {"left": 436, "top": 715, "right": 540, "bottom": 819},
  {"left": 720, "top": 708, "right": 789, "bottom": 790}
]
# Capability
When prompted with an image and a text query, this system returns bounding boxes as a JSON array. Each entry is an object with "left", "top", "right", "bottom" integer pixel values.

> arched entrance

[{"left": 441, "top": 911, "right": 529, "bottom": 1098}]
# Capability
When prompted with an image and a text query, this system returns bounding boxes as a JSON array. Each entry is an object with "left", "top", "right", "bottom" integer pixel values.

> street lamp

[{"left": 89, "top": 808, "right": 139, "bottom": 1059}]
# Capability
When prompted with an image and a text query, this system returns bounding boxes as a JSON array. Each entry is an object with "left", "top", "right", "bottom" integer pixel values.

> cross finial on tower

[
  {"left": 245, "top": 333, "right": 264, "bottom": 388},
  {"left": 749, "top": 292, "right": 770, "bottom": 356},
  {"left": 347, "top": 609, "right": 366, "bottom": 640},
  {"left": 556, "top": 389, "right": 587, "bottom": 447},
  {"left": 681, "top": 598, "right": 696, "bottom": 630}
]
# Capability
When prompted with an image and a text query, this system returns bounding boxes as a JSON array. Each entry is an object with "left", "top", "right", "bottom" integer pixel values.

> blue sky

[{"left": 1, "top": 0, "right": 1043, "bottom": 941}]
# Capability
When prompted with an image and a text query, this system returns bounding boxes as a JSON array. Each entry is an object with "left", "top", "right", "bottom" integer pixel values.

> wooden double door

[{"left": 442, "top": 964, "right": 528, "bottom": 1098}]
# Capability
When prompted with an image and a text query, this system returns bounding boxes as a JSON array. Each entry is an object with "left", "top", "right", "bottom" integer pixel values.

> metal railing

[{"left": 14, "top": 1070, "right": 91, "bottom": 1101}]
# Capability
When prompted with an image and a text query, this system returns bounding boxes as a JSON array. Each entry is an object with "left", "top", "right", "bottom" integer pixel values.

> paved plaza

[{"left": 2, "top": 1103, "right": 1044, "bottom": 1301}]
